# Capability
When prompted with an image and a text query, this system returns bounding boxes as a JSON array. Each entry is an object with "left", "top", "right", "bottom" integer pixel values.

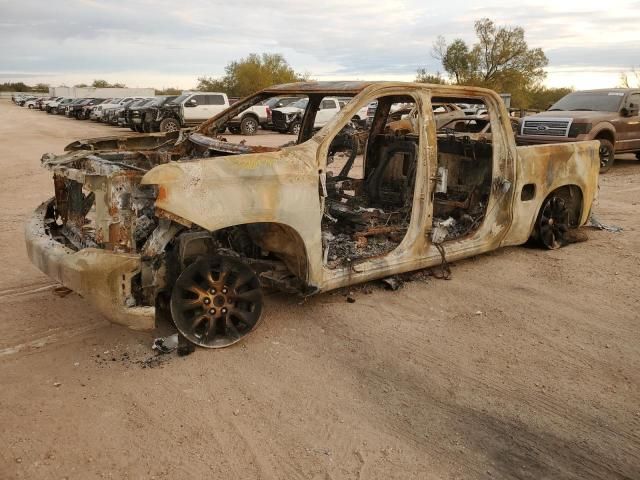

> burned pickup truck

[{"left": 25, "top": 82, "right": 599, "bottom": 349}]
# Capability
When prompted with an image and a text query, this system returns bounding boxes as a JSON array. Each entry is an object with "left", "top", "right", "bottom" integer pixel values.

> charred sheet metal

[{"left": 26, "top": 81, "right": 600, "bottom": 335}]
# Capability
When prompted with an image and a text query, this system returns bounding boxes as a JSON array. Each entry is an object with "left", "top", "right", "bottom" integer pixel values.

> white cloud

[{"left": 0, "top": 0, "right": 638, "bottom": 89}]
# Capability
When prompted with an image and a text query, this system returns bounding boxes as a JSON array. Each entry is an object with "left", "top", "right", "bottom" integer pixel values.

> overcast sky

[{"left": 1, "top": 0, "right": 638, "bottom": 90}]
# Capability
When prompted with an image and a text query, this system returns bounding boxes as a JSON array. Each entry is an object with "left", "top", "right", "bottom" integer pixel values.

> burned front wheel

[
  {"left": 170, "top": 256, "right": 264, "bottom": 348},
  {"left": 537, "top": 196, "right": 570, "bottom": 249}
]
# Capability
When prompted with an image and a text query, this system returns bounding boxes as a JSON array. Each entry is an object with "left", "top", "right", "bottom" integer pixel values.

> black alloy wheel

[
  {"left": 170, "top": 256, "right": 264, "bottom": 348},
  {"left": 598, "top": 139, "right": 615, "bottom": 173},
  {"left": 537, "top": 196, "right": 570, "bottom": 249}
]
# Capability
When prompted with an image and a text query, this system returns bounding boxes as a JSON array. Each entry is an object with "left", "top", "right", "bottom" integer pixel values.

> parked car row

[
  {"left": 11, "top": 91, "right": 465, "bottom": 140},
  {"left": 11, "top": 91, "right": 503, "bottom": 140},
  {"left": 13, "top": 91, "right": 308, "bottom": 135},
  {"left": 12, "top": 94, "right": 171, "bottom": 132}
]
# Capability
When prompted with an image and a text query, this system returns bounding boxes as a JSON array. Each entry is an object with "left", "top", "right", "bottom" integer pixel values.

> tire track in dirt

[
  {"left": 0, "top": 322, "right": 107, "bottom": 357},
  {"left": 0, "top": 282, "right": 58, "bottom": 301}
]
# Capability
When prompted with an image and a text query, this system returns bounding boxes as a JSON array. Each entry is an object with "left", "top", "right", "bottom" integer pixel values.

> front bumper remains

[{"left": 25, "top": 199, "right": 155, "bottom": 330}]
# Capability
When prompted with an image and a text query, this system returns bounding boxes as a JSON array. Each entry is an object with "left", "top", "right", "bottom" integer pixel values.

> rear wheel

[
  {"left": 170, "top": 256, "right": 264, "bottom": 348},
  {"left": 635, "top": 152, "right": 640, "bottom": 161},
  {"left": 536, "top": 196, "right": 570, "bottom": 249},
  {"left": 598, "top": 138, "right": 615, "bottom": 173},
  {"left": 159, "top": 117, "right": 180, "bottom": 133},
  {"left": 240, "top": 116, "right": 259, "bottom": 135}
]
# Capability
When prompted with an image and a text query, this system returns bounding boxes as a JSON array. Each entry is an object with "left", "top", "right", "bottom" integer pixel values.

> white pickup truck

[
  {"left": 44, "top": 97, "right": 68, "bottom": 113},
  {"left": 272, "top": 97, "right": 369, "bottom": 134},
  {"left": 225, "top": 96, "right": 301, "bottom": 135},
  {"left": 156, "top": 92, "right": 230, "bottom": 132},
  {"left": 91, "top": 98, "right": 128, "bottom": 121}
]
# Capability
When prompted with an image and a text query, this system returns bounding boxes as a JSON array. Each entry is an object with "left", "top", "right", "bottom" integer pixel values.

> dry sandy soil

[{"left": 0, "top": 101, "right": 639, "bottom": 480}]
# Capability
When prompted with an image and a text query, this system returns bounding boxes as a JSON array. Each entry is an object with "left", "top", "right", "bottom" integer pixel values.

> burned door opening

[
  {"left": 432, "top": 96, "right": 494, "bottom": 241},
  {"left": 321, "top": 95, "right": 419, "bottom": 268}
]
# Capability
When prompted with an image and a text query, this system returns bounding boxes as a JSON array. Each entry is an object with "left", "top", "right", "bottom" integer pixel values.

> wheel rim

[
  {"left": 538, "top": 196, "right": 569, "bottom": 249},
  {"left": 244, "top": 119, "right": 257, "bottom": 134},
  {"left": 170, "top": 256, "right": 263, "bottom": 348},
  {"left": 599, "top": 144, "right": 613, "bottom": 168},
  {"left": 292, "top": 123, "right": 301, "bottom": 135}
]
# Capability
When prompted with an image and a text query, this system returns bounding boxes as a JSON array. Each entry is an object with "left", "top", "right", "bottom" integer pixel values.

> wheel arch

[
  {"left": 243, "top": 221, "right": 310, "bottom": 283},
  {"left": 592, "top": 127, "right": 616, "bottom": 147},
  {"left": 241, "top": 112, "right": 260, "bottom": 122},
  {"left": 169, "top": 219, "right": 311, "bottom": 288},
  {"left": 534, "top": 184, "right": 584, "bottom": 232}
]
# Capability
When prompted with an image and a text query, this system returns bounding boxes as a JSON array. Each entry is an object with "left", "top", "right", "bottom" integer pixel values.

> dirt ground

[{"left": 0, "top": 100, "right": 639, "bottom": 480}]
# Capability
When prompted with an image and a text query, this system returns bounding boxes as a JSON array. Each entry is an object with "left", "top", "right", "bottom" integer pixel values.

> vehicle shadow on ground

[
  {"left": 254, "top": 287, "right": 640, "bottom": 480},
  {"left": 346, "top": 353, "right": 639, "bottom": 479}
]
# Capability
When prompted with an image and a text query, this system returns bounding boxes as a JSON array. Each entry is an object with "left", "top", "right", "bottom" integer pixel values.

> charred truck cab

[{"left": 25, "top": 82, "right": 600, "bottom": 349}]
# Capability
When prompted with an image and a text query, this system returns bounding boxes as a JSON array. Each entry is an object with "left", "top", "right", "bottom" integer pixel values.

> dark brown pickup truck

[{"left": 517, "top": 88, "right": 640, "bottom": 172}]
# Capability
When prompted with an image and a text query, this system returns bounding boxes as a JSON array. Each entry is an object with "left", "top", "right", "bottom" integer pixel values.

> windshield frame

[
  {"left": 289, "top": 98, "right": 309, "bottom": 110},
  {"left": 168, "top": 94, "right": 191, "bottom": 105}
]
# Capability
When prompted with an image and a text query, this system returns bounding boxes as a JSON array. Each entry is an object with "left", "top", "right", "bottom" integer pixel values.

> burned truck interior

[
  {"left": 47, "top": 90, "right": 494, "bottom": 273},
  {"left": 432, "top": 96, "right": 493, "bottom": 242},
  {"left": 321, "top": 94, "right": 418, "bottom": 268},
  {"left": 320, "top": 94, "right": 494, "bottom": 268}
]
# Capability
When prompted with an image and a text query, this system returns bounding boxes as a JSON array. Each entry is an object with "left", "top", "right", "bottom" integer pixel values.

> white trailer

[{"left": 48, "top": 86, "right": 155, "bottom": 99}]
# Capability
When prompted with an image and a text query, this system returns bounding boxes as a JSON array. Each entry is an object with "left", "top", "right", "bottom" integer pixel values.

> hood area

[
  {"left": 527, "top": 110, "right": 621, "bottom": 123},
  {"left": 273, "top": 106, "right": 303, "bottom": 115}
]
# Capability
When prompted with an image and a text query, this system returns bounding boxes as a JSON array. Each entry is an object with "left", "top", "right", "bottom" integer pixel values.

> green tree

[
  {"left": 196, "top": 76, "right": 227, "bottom": 93},
  {"left": 32, "top": 83, "right": 49, "bottom": 92},
  {"left": 90, "top": 79, "right": 126, "bottom": 88},
  {"left": 430, "top": 18, "right": 548, "bottom": 107},
  {"left": 433, "top": 37, "right": 474, "bottom": 84},
  {"left": 198, "top": 53, "right": 304, "bottom": 98},
  {"left": 156, "top": 87, "right": 183, "bottom": 96},
  {"left": 415, "top": 69, "right": 447, "bottom": 84},
  {"left": 0, "top": 82, "right": 29, "bottom": 92},
  {"left": 619, "top": 68, "right": 639, "bottom": 88},
  {"left": 91, "top": 79, "right": 110, "bottom": 88},
  {"left": 526, "top": 86, "right": 573, "bottom": 111},
  {"left": 74, "top": 83, "right": 88, "bottom": 88}
]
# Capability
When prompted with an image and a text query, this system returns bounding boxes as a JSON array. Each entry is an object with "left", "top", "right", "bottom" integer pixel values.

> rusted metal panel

[
  {"left": 263, "top": 81, "right": 373, "bottom": 94},
  {"left": 25, "top": 200, "right": 154, "bottom": 330},
  {"left": 502, "top": 141, "right": 600, "bottom": 246}
]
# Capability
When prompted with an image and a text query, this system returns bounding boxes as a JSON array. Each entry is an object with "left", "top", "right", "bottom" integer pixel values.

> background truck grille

[
  {"left": 271, "top": 110, "right": 289, "bottom": 131},
  {"left": 521, "top": 117, "right": 572, "bottom": 137}
]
